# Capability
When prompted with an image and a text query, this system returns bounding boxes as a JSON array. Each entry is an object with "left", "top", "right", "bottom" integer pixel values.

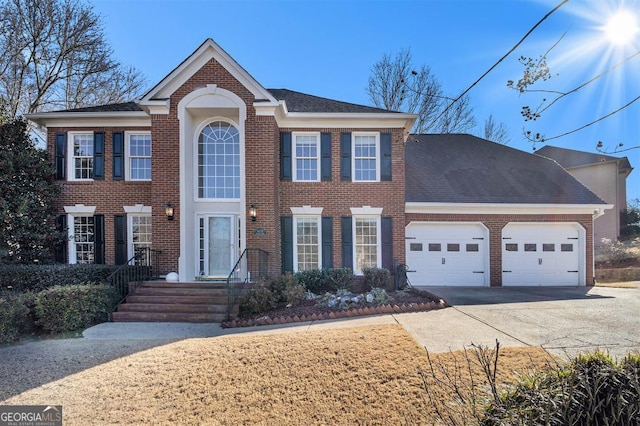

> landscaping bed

[{"left": 222, "top": 287, "right": 446, "bottom": 328}]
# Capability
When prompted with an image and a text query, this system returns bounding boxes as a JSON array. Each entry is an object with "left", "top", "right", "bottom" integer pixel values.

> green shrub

[
  {"left": 0, "top": 264, "right": 119, "bottom": 292},
  {"left": 35, "top": 283, "right": 118, "bottom": 333},
  {"left": 294, "top": 269, "right": 326, "bottom": 293},
  {"left": 362, "top": 267, "right": 390, "bottom": 291},
  {"left": 482, "top": 350, "right": 640, "bottom": 425},
  {"left": 324, "top": 268, "right": 352, "bottom": 291},
  {"left": 238, "top": 273, "right": 306, "bottom": 315},
  {"left": 0, "top": 293, "right": 33, "bottom": 343},
  {"left": 237, "top": 280, "right": 277, "bottom": 316}
]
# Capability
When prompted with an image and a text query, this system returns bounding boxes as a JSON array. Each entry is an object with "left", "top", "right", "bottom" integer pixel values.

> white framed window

[
  {"left": 294, "top": 216, "right": 321, "bottom": 271},
  {"left": 352, "top": 133, "right": 380, "bottom": 182},
  {"left": 69, "top": 215, "right": 94, "bottom": 264},
  {"left": 67, "top": 132, "right": 94, "bottom": 181},
  {"left": 353, "top": 216, "right": 381, "bottom": 273},
  {"left": 128, "top": 214, "right": 152, "bottom": 264},
  {"left": 197, "top": 121, "right": 240, "bottom": 199},
  {"left": 126, "top": 132, "right": 151, "bottom": 181},
  {"left": 292, "top": 132, "right": 320, "bottom": 182}
]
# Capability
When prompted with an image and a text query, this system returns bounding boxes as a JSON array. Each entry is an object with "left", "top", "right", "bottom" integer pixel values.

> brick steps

[{"left": 112, "top": 280, "right": 231, "bottom": 323}]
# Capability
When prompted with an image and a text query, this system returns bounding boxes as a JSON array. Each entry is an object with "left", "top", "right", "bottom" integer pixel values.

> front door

[{"left": 201, "top": 215, "right": 236, "bottom": 277}]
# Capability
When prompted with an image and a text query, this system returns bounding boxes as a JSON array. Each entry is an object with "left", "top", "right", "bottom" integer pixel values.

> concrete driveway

[{"left": 403, "top": 285, "right": 640, "bottom": 358}]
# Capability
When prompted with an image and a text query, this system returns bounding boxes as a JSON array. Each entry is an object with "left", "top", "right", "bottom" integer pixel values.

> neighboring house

[
  {"left": 27, "top": 38, "right": 609, "bottom": 287},
  {"left": 536, "top": 145, "right": 633, "bottom": 245}
]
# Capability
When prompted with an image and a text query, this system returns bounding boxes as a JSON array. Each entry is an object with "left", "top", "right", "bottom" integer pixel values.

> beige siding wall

[{"left": 568, "top": 163, "right": 618, "bottom": 244}]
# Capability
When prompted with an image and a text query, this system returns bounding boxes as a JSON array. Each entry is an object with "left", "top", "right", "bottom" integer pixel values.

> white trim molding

[
  {"left": 405, "top": 202, "right": 613, "bottom": 216},
  {"left": 350, "top": 206, "right": 383, "bottom": 215},
  {"left": 290, "top": 206, "right": 324, "bottom": 215},
  {"left": 123, "top": 204, "right": 152, "bottom": 214},
  {"left": 64, "top": 204, "right": 96, "bottom": 214}
]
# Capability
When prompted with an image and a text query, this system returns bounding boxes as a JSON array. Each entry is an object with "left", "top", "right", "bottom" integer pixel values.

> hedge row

[
  {"left": 0, "top": 264, "right": 119, "bottom": 292},
  {"left": 0, "top": 283, "right": 117, "bottom": 343}
]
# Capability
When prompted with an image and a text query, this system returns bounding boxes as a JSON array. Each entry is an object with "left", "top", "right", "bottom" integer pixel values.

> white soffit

[{"left": 405, "top": 202, "right": 614, "bottom": 215}]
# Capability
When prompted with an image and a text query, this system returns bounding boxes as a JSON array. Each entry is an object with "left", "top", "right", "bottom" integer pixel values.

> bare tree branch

[
  {"left": 0, "top": 0, "right": 147, "bottom": 118},
  {"left": 367, "top": 48, "right": 476, "bottom": 133}
]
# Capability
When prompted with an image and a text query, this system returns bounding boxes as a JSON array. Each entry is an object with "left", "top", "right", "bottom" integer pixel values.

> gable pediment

[{"left": 138, "top": 38, "right": 278, "bottom": 113}]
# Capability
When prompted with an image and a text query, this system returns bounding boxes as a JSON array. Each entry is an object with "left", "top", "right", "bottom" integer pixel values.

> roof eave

[
  {"left": 405, "top": 202, "right": 613, "bottom": 216},
  {"left": 26, "top": 110, "right": 150, "bottom": 127}
]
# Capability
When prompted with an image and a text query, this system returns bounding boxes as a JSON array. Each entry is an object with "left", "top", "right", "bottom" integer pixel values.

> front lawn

[{"left": 3, "top": 325, "right": 553, "bottom": 425}]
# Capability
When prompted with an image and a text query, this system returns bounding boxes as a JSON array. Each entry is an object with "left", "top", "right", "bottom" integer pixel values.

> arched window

[{"left": 198, "top": 121, "right": 240, "bottom": 199}]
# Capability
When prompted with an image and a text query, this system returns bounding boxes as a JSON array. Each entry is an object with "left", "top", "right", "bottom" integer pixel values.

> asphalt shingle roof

[
  {"left": 405, "top": 134, "right": 605, "bottom": 205},
  {"left": 267, "top": 88, "right": 399, "bottom": 113},
  {"left": 535, "top": 145, "right": 632, "bottom": 171},
  {"left": 58, "top": 102, "right": 143, "bottom": 113}
]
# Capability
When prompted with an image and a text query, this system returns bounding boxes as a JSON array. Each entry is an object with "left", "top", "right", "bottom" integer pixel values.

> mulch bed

[{"left": 222, "top": 288, "right": 447, "bottom": 328}]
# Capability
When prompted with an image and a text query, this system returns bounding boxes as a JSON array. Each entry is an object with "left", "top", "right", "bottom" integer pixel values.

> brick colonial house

[{"left": 28, "top": 39, "right": 609, "bottom": 289}]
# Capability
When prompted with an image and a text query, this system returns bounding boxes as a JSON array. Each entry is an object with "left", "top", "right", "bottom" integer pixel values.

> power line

[{"left": 425, "top": 0, "right": 570, "bottom": 130}]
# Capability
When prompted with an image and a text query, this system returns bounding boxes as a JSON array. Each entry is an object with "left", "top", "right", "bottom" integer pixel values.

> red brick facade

[{"left": 41, "top": 39, "right": 598, "bottom": 287}]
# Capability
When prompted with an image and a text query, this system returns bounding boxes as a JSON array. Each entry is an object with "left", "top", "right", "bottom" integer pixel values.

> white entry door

[{"left": 200, "top": 215, "right": 237, "bottom": 277}]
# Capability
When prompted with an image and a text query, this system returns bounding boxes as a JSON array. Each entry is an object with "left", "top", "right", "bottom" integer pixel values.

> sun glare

[{"left": 603, "top": 10, "right": 639, "bottom": 45}]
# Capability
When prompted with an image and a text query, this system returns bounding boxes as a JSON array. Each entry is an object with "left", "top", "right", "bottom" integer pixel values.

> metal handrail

[
  {"left": 226, "top": 248, "right": 269, "bottom": 321},
  {"left": 107, "top": 247, "right": 162, "bottom": 311}
]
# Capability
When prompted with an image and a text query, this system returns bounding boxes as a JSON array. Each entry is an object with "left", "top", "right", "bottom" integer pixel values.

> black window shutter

[
  {"left": 112, "top": 132, "right": 124, "bottom": 180},
  {"left": 54, "top": 133, "right": 66, "bottom": 180},
  {"left": 94, "top": 215, "right": 105, "bottom": 264},
  {"left": 280, "top": 132, "right": 292, "bottom": 181},
  {"left": 281, "top": 216, "right": 293, "bottom": 273},
  {"left": 321, "top": 132, "right": 332, "bottom": 181},
  {"left": 340, "top": 133, "right": 351, "bottom": 181},
  {"left": 341, "top": 216, "right": 353, "bottom": 269},
  {"left": 321, "top": 216, "right": 333, "bottom": 268},
  {"left": 381, "top": 217, "right": 393, "bottom": 271},
  {"left": 93, "top": 132, "right": 105, "bottom": 179},
  {"left": 114, "top": 215, "right": 127, "bottom": 265},
  {"left": 55, "top": 214, "right": 67, "bottom": 263},
  {"left": 381, "top": 133, "right": 392, "bottom": 181}
]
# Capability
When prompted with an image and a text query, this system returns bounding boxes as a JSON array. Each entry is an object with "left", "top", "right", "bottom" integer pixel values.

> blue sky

[{"left": 93, "top": 0, "right": 639, "bottom": 201}]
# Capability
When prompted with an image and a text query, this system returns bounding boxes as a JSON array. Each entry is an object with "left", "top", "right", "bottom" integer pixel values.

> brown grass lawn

[{"left": 3, "top": 325, "right": 554, "bottom": 425}]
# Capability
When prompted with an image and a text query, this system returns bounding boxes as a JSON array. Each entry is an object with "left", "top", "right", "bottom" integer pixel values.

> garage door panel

[
  {"left": 406, "top": 223, "right": 488, "bottom": 287},
  {"left": 502, "top": 223, "right": 582, "bottom": 286}
]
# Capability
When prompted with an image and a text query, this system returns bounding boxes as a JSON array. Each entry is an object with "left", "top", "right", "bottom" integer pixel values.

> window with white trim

[
  {"left": 354, "top": 216, "right": 381, "bottom": 272},
  {"left": 127, "top": 133, "right": 151, "bottom": 180},
  {"left": 198, "top": 121, "right": 240, "bottom": 199},
  {"left": 72, "top": 216, "right": 94, "bottom": 264},
  {"left": 294, "top": 216, "right": 321, "bottom": 271},
  {"left": 129, "top": 214, "right": 152, "bottom": 264},
  {"left": 69, "top": 132, "right": 94, "bottom": 180},
  {"left": 293, "top": 132, "right": 320, "bottom": 182},
  {"left": 353, "top": 133, "right": 379, "bottom": 182}
]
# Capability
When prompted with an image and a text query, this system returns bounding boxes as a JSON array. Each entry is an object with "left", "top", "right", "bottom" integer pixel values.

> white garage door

[
  {"left": 502, "top": 223, "right": 583, "bottom": 286},
  {"left": 405, "top": 222, "right": 488, "bottom": 286}
]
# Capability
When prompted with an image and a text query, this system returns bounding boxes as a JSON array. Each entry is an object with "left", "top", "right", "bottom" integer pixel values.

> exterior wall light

[
  {"left": 249, "top": 204, "right": 257, "bottom": 222},
  {"left": 165, "top": 203, "right": 174, "bottom": 221}
]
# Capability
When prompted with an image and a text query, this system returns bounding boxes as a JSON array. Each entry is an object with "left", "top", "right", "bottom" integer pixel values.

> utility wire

[{"left": 425, "top": 0, "right": 570, "bottom": 130}]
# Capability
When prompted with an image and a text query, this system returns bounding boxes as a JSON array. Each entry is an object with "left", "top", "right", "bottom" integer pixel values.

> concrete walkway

[{"left": 84, "top": 285, "right": 640, "bottom": 358}]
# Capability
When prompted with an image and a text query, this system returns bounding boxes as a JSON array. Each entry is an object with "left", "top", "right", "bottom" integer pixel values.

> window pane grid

[
  {"left": 131, "top": 215, "right": 152, "bottom": 265},
  {"left": 354, "top": 135, "right": 377, "bottom": 181},
  {"left": 198, "top": 122, "right": 240, "bottom": 199},
  {"left": 355, "top": 218, "right": 378, "bottom": 271},
  {"left": 74, "top": 216, "right": 94, "bottom": 264},
  {"left": 294, "top": 135, "right": 319, "bottom": 181},
  {"left": 73, "top": 134, "right": 93, "bottom": 179},
  {"left": 129, "top": 134, "right": 151, "bottom": 180},
  {"left": 296, "top": 218, "right": 319, "bottom": 271}
]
